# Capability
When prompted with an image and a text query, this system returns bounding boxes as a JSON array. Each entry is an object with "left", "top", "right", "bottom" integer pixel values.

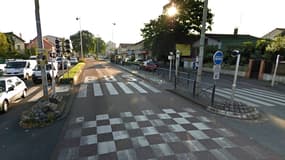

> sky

[{"left": 1, "top": 0, "right": 285, "bottom": 46}]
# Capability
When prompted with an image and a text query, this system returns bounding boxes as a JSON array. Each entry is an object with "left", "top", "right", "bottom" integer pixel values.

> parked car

[
  {"left": 69, "top": 57, "right": 78, "bottom": 65},
  {"left": 141, "top": 61, "right": 158, "bottom": 71},
  {"left": 32, "top": 62, "right": 58, "bottom": 84},
  {"left": 3, "top": 59, "right": 38, "bottom": 80},
  {"left": 0, "top": 76, "right": 27, "bottom": 113}
]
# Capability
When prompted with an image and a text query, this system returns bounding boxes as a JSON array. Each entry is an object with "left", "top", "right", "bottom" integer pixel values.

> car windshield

[
  {"left": 6, "top": 61, "right": 26, "bottom": 68},
  {"left": 34, "top": 64, "right": 52, "bottom": 71},
  {"left": 0, "top": 80, "right": 6, "bottom": 93}
]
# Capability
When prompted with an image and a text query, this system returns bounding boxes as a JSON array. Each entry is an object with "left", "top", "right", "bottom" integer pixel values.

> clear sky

[{"left": 1, "top": 0, "right": 285, "bottom": 45}]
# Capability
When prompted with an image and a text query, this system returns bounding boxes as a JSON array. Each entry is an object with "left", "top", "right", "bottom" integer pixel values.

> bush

[{"left": 60, "top": 62, "right": 85, "bottom": 84}]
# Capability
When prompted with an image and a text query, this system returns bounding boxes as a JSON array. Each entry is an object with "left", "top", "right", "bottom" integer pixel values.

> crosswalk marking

[
  {"left": 128, "top": 82, "right": 148, "bottom": 94},
  {"left": 212, "top": 90, "right": 257, "bottom": 107},
  {"left": 93, "top": 83, "right": 103, "bottom": 96},
  {"left": 105, "top": 83, "right": 119, "bottom": 95},
  {"left": 77, "top": 84, "right": 88, "bottom": 98},
  {"left": 211, "top": 87, "right": 285, "bottom": 107},
  {"left": 117, "top": 82, "right": 133, "bottom": 94},
  {"left": 251, "top": 88, "right": 285, "bottom": 101},
  {"left": 216, "top": 88, "right": 274, "bottom": 106},
  {"left": 76, "top": 81, "right": 161, "bottom": 98},
  {"left": 235, "top": 89, "right": 285, "bottom": 105},
  {"left": 139, "top": 81, "right": 161, "bottom": 93}
]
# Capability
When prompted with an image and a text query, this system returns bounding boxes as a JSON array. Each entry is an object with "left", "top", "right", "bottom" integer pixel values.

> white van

[{"left": 3, "top": 59, "right": 38, "bottom": 80}]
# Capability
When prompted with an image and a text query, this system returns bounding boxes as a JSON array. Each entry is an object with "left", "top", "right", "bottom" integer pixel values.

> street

[
  {"left": 51, "top": 58, "right": 283, "bottom": 160},
  {"left": 0, "top": 58, "right": 284, "bottom": 160}
]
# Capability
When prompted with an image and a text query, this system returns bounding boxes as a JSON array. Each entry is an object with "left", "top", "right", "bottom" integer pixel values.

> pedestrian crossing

[
  {"left": 212, "top": 87, "right": 285, "bottom": 107},
  {"left": 77, "top": 81, "right": 161, "bottom": 98}
]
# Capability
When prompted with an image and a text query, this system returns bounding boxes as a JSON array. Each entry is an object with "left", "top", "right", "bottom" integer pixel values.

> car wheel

[
  {"left": 2, "top": 100, "right": 9, "bottom": 113},
  {"left": 22, "top": 89, "right": 27, "bottom": 98}
]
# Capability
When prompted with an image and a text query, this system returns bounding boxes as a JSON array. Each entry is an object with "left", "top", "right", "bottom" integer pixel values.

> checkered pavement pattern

[{"left": 56, "top": 108, "right": 280, "bottom": 160}]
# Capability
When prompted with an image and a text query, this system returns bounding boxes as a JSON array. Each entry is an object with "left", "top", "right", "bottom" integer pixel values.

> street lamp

[
  {"left": 195, "top": 0, "right": 208, "bottom": 96},
  {"left": 76, "top": 17, "right": 83, "bottom": 59},
  {"left": 231, "top": 49, "right": 241, "bottom": 107}
]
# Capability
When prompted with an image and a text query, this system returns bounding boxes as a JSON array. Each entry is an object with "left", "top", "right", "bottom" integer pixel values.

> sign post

[{"left": 212, "top": 51, "right": 223, "bottom": 106}]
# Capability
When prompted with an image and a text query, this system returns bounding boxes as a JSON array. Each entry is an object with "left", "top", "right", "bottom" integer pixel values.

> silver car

[{"left": 0, "top": 76, "right": 27, "bottom": 113}]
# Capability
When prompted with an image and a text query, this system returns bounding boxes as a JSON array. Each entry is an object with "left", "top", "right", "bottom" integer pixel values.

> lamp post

[
  {"left": 34, "top": 0, "right": 48, "bottom": 99},
  {"left": 231, "top": 50, "right": 241, "bottom": 107},
  {"left": 195, "top": 0, "right": 208, "bottom": 96},
  {"left": 112, "top": 22, "right": 116, "bottom": 54},
  {"left": 76, "top": 17, "right": 83, "bottom": 59}
]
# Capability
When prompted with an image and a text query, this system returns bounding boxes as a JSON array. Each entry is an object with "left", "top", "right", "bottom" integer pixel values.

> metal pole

[
  {"left": 52, "top": 59, "right": 56, "bottom": 95},
  {"left": 76, "top": 17, "right": 83, "bottom": 59},
  {"left": 195, "top": 0, "right": 208, "bottom": 96},
  {"left": 231, "top": 54, "right": 240, "bottom": 107},
  {"left": 271, "top": 54, "right": 280, "bottom": 87},
  {"left": 169, "top": 52, "right": 173, "bottom": 81},
  {"left": 35, "top": 0, "right": 48, "bottom": 99}
]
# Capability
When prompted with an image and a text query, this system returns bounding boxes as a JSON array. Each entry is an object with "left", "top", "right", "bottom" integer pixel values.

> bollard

[{"left": 211, "top": 83, "right": 216, "bottom": 106}]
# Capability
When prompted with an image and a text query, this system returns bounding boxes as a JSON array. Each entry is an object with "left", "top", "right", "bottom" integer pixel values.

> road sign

[
  {"left": 213, "top": 64, "right": 221, "bottom": 80},
  {"left": 213, "top": 51, "right": 223, "bottom": 65}
]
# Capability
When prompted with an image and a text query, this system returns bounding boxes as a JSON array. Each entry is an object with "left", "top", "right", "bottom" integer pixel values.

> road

[
  {"left": 51, "top": 58, "right": 282, "bottom": 160},
  {"left": 0, "top": 59, "right": 284, "bottom": 160}
]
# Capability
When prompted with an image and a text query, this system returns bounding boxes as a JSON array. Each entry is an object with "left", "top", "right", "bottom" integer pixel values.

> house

[
  {"left": 117, "top": 42, "right": 150, "bottom": 61},
  {"left": 4, "top": 32, "right": 26, "bottom": 54},
  {"left": 26, "top": 36, "right": 54, "bottom": 56},
  {"left": 262, "top": 28, "right": 285, "bottom": 39}
]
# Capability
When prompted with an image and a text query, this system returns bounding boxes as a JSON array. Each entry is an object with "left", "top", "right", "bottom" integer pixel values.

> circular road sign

[{"left": 213, "top": 51, "right": 224, "bottom": 65}]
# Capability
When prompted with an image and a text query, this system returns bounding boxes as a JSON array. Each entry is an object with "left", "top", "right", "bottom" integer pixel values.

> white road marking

[
  {"left": 139, "top": 81, "right": 161, "bottom": 93},
  {"left": 105, "top": 83, "right": 119, "bottom": 95},
  {"left": 93, "top": 83, "right": 103, "bottom": 96},
  {"left": 117, "top": 82, "right": 133, "bottom": 94},
  {"left": 128, "top": 82, "right": 147, "bottom": 94},
  {"left": 77, "top": 84, "right": 88, "bottom": 98}
]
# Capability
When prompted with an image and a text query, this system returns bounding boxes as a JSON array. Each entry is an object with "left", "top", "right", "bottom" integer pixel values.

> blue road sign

[{"left": 213, "top": 51, "right": 224, "bottom": 65}]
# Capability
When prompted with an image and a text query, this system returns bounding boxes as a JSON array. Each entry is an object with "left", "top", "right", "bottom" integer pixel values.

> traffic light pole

[{"left": 35, "top": 0, "right": 49, "bottom": 99}]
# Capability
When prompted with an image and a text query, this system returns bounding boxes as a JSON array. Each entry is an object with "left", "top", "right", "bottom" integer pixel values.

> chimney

[
  {"left": 19, "top": 33, "right": 22, "bottom": 39},
  {"left": 234, "top": 28, "right": 238, "bottom": 37}
]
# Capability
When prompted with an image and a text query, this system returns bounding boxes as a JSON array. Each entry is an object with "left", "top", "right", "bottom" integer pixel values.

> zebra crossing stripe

[
  {"left": 117, "top": 82, "right": 133, "bottom": 94},
  {"left": 128, "top": 82, "right": 148, "bottom": 94},
  {"left": 212, "top": 90, "right": 257, "bottom": 107},
  {"left": 251, "top": 88, "right": 285, "bottom": 101},
  {"left": 105, "top": 83, "right": 119, "bottom": 95},
  {"left": 77, "top": 84, "right": 88, "bottom": 98},
  {"left": 236, "top": 89, "right": 285, "bottom": 105},
  {"left": 93, "top": 83, "right": 103, "bottom": 96},
  {"left": 216, "top": 88, "right": 274, "bottom": 107},
  {"left": 139, "top": 81, "right": 161, "bottom": 93}
]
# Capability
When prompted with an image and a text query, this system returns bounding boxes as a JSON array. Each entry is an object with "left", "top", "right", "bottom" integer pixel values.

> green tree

[
  {"left": 70, "top": 30, "right": 96, "bottom": 56},
  {"left": 265, "top": 36, "right": 285, "bottom": 61},
  {"left": 141, "top": 0, "right": 213, "bottom": 61},
  {"left": 0, "top": 33, "right": 9, "bottom": 58}
]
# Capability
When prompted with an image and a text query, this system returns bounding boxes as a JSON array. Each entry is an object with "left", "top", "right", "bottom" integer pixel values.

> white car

[
  {"left": 32, "top": 62, "right": 59, "bottom": 84},
  {"left": 0, "top": 76, "right": 27, "bottom": 113}
]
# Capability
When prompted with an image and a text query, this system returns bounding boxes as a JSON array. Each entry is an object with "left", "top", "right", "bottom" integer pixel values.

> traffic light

[
  {"left": 55, "top": 38, "right": 61, "bottom": 56},
  {"left": 64, "top": 39, "right": 71, "bottom": 53}
]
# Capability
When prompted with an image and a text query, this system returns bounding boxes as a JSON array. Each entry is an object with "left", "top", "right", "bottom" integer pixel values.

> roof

[
  {"left": 262, "top": 28, "right": 285, "bottom": 39},
  {"left": 4, "top": 32, "right": 25, "bottom": 42}
]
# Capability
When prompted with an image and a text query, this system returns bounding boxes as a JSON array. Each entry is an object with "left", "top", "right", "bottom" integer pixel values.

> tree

[
  {"left": 264, "top": 36, "right": 285, "bottom": 62},
  {"left": 0, "top": 33, "right": 9, "bottom": 58},
  {"left": 70, "top": 30, "right": 96, "bottom": 56},
  {"left": 141, "top": 0, "right": 213, "bottom": 61}
]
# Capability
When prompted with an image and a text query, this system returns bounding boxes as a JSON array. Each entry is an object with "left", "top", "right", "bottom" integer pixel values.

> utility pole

[
  {"left": 195, "top": 0, "right": 208, "bottom": 95},
  {"left": 35, "top": 0, "right": 48, "bottom": 99}
]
